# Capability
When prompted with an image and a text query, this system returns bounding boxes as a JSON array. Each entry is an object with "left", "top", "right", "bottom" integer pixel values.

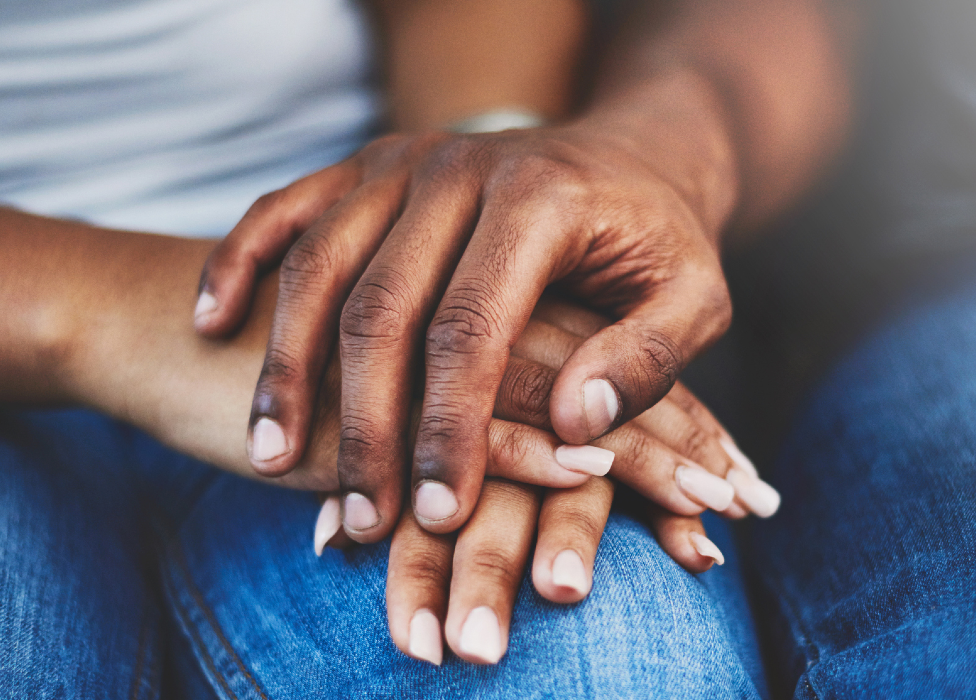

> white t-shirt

[{"left": 0, "top": 0, "right": 381, "bottom": 236}]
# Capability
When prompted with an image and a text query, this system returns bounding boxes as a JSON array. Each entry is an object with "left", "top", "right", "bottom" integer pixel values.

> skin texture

[
  {"left": 196, "top": 0, "right": 852, "bottom": 542},
  {"left": 0, "top": 206, "right": 767, "bottom": 664}
]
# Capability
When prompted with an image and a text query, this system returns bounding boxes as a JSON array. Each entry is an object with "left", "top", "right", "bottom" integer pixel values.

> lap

[
  {"left": 752, "top": 282, "right": 976, "bottom": 698},
  {"left": 0, "top": 409, "right": 766, "bottom": 700}
]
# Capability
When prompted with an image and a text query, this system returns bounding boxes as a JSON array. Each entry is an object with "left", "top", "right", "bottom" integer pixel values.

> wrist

[{"left": 575, "top": 68, "right": 741, "bottom": 243}]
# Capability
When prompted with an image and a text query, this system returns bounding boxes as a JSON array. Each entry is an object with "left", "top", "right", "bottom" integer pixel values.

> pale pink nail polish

[
  {"left": 313, "top": 496, "right": 341, "bottom": 556},
  {"left": 414, "top": 481, "right": 459, "bottom": 522},
  {"left": 551, "top": 550, "right": 588, "bottom": 595},
  {"left": 689, "top": 532, "right": 725, "bottom": 565},
  {"left": 194, "top": 291, "right": 218, "bottom": 321},
  {"left": 719, "top": 436, "right": 758, "bottom": 478},
  {"left": 727, "top": 469, "right": 781, "bottom": 518},
  {"left": 408, "top": 609, "right": 443, "bottom": 666},
  {"left": 582, "top": 379, "right": 618, "bottom": 438},
  {"left": 675, "top": 464, "right": 735, "bottom": 511},
  {"left": 343, "top": 492, "right": 380, "bottom": 531},
  {"left": 554, "top": 445, "right": 615, "bottom": 476},
  {"left": 459, "top": 606, "right": 503, "bottom": 664},
  {"left": 251, "top": 417, "right": 288, "bottom": 463}
]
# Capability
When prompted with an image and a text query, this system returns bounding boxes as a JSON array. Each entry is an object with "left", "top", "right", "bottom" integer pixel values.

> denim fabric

[
  {"left": 0, "top": 410, "right": 765, "bottom": 699},
  {"left": 751, "top": 281, "right": 976, "bottom": 699}
]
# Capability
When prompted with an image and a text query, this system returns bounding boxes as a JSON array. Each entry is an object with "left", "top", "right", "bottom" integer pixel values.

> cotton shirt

[{"left": 0, "top": 0, "right": 381, "bottom": 236}]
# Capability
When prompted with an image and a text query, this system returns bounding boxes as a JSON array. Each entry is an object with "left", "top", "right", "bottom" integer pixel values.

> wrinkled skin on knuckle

[
  {"left": 339, "top": 272, "right": 414, "bottom": 352},
  {"left": 259, "top": 345, "right": 304, "bottom": 387},
  {"left": 489, "top": 421, "right": 537, "bottom": 472},
  {"left": 628, "top": 329, "right": 683, "bottom": 409},
  {"left": 416, "top": 403, "right": 468, "bottom": 445},
  {"left": 498, "top": 361, "right": 554, "bottom": 428},
  {"left": 546, "top": 504, "right": 604, "bottom": 546},
  {"left": 457, "top": 547, "right": 522, "bottom": 593},
  {"left": 278, "top": 234, "right": 340, "bottom": 293},
  {"left": 397, "top": 553, "right": 453, "bottom": 590},
  {"left": 426, "top": 282, "right": 505, "bottom": 361}
]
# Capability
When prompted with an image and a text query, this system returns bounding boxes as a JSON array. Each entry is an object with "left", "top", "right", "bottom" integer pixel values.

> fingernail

[
  {"left": 719, "top": 436, "right": 758, "bottom": 478},
  {"left": 408, "top": 609, "right": 443, "bottom": 666},
  {"left": 554, "top": 445, "right": 614, "bottom": 476},
  {"left": 343, "top": 492, "right": 380, "bottom": 531},
  {"left": 551, "top": 550, "right": 588, "bottom": 595},
  {"left": 675, "top": 464, "right": 735, "bottom": 511},
  {"left": 194, "top": 291, "right": 218, "bottom": 321},
  {"left": 727, "top": 469, "right": 781, "bottom": 518},
  {"left": 251, "top": 417, "right": 288, "bottom": 463},
  {"left": 722, "top": 499, "right": 749, "bottom": 519},
  {"left": 459, "top": 606, "right": 503, "bottom": 664},
  {"left": 313, "top": 496, "right": 341, "bottom": 556},
  {"left": 689, "top": 532, "right": 725, "bottom": 566},
  {"left": 414, "top": 481, "right": 459, "bottom": 522},
  {"left": 582, "top": 379, "right": 618, "bottom": 438}
]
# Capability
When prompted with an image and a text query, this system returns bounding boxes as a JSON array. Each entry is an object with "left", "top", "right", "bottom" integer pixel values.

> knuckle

[
  {"left": 492, "top": 421, "right": 536, "bottom": 469},
  {"left": 399, "top": 555, "right": 451, "bottom": 589},
  {"left": 633, "top": 330, "right": 683, "bottom": 399},
  {"left": 551, "top": 506, "right": 604, "bottom": 544},
  {"left": 417, "top": 406, "right": 466, "bottom": 442},
  {"left": 426, "top": 284, "right": 502, "bottom": 359},
  {"left": 339, "top": 270, "right": 413, "bottom": 349},
  {"left": 679, "top": 426, "right": 712, "bottom": 461},
  {"left": 279, "top": 234, "right": 339, "bottom": 289},
  {"left": 260, "top": 345, "right": 303, "bottom": 385},
  {"left": 463, "top": 548, "right": 521, "bottom": 591},
  {"left": 500, "top": 361, "right": 554, "bottom": 426},
  {"left": 247, "top": 189, "right": 287, "bottom": 218}
]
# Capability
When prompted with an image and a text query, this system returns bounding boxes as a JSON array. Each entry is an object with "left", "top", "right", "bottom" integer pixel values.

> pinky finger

[{"left": 647, "top": 507, "right": 724, "bottom": 574}]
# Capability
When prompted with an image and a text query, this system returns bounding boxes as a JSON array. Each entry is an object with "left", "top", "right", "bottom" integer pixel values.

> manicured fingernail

[
  {"left": 675, "top": 464, "right": 735, "bottom": 511},
  {"left": 727, "top": 469, "right": 781, "bottom": 518},
  {"left": 551, "top": 550, "right": 588, "bottom": 594},
  {"left": 343, "top": 492, "right": 380, "bottom": 531},
  {"left": 251, "top": 417, "right": 288, "bottom": 463},
  {"left": 554, "top": 445, "right": 615, "bottom": 476},
  {"left": 582, "top": 379, "right": 618, "bottom": 438},
  {"left": 408, "top": 609, "right": 443, "bottom": 666},
  {"left": 459, "top": 606, "right": 503, "bottom": 664},
  {"left": 414, "top": 481, "right": 459, "bottom": 522},
  {"left": 719, "top": 436, "right": 758, "bottom": 478},
  {"left": 689, "top": 532, "right": 725, "bottom": 566},
  {"left": 194, "top": 291, "right": 218, "bottom": 321},
  {"left": 722, "top": 499, "right": 749, "bottom": 519},
  {"left": 313, "top": 496, "right": 341, "bottom": 556}
]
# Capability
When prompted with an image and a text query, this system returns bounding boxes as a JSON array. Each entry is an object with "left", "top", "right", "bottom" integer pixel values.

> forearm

[
  {"left": 0, "top": 207, "right": 267, "bottom": 475},
  {"left": 372, "top": 0, "right": 588, "bottom": 130},
  {"left": 582, "top": 0, "right": 854, "bottom": 234}
]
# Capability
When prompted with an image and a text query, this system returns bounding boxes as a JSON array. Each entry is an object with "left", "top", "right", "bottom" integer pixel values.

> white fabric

[{"left": 0, "top": 0, "right": 381, "bottom": 236}]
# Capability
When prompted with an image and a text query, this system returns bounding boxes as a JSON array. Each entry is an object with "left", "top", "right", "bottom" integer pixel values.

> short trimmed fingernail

[
  {"left": 689, "top": 532, "right": 725, "bottom": 566},
  {"left": 408, "top": 609, "right": 443, "bottom": 666},
  {"left": 582, "top": 379, "right": 618, "bottom": 438},
  {"left": 313, "top": 495, "right": 341, "bottom": 556},
  {"left": 343, "top": 492, "right": 380, "bottom": 531},
  {"left": 251, "top": 417, "right": 288, "bottom": 463},
  {"left": 414, "top": 481, "right": 458, "bottom": 522},
  {"left": 675, "top": 464, "right": 735, "bottom": 511},
  {"left": 551, "top": 550, "right": 588, "bottom": 595},
  {"left": 194, "top": 291, "right": 218, "bottom": 321},
  {"left": 727, "top": 469, "right": 781, "bottom": 518},
  {"left": 554, "top": 445, "right": 614, "bottom": 476},
  {"left": 459, "top": 606, "right": 503, "bottom": 664},
  {"left": 719, "top": 436, "right": 758, "bottom": 478}
]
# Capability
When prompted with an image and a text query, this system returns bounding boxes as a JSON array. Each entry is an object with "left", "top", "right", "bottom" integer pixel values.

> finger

[
  {"left": 648, "top": 509, "right": 724, "bottom": 574},
  {"left": 413, "top": 195, "right": 580, "bottom": 534},
  {"left": 247, "top": 175, "right": 406, "bottom": 479},
  {"left": 195, "top": 162, "right": 361, "bottom": 337},
  {"left": 312, "top": 494, "right": 353, "bottom": 553},
  {"left": 387, "top": 507, "right": 455, "bottom": 666},
  {"left": 444, "top": 479, "right": 540, "bottom": 665},
  {"left": 550, "top": 261, "right": 733, "bottom": 444},
  {"left": 486, "top": 419, "right": 612, "bottom": 488},
  {"left": 531, "top": 476, "right": 614, "bottom": 603},
  {"left": 633, "top": 395, "right": 737, "bottom": 477},
  {"left": 592, "top": 422, "right": 734, "bottom": 515},
  {"left": 614, "top": 489, "right": 720, "bottom": 574},
  {"left": 337, "top": 176, "right": 481, "bottom": 543},
  {"left": 530, "top": 295, "right": 611, "bottom": 337}
]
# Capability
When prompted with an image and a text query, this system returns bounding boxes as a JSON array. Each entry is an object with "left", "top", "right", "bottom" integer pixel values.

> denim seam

[
  {"left": 162, "top": 555, "right": 242, "bottom": 700},
  {"left": 754, "top": 563, "right": 823, "bottom": 700},
  {"left": 126, "top": 605, "right": 155, "bottom": 700},
  {"left": 164, "top": 541, "right": 271, "bottom": 700}
]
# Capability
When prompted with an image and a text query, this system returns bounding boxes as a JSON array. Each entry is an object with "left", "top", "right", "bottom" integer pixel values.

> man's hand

[{"left": 196, "top": 113, "right": 733, "bottom": 541}]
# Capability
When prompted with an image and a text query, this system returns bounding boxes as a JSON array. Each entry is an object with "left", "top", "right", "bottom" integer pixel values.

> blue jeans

[{"left": 3, "top": 283, "right": 976, "bottom": 698}]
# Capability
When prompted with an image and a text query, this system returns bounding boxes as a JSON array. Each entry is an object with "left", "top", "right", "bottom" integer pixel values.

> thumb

[{"left": 549, "top": 274, "right": 731, "bottom": 444}]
